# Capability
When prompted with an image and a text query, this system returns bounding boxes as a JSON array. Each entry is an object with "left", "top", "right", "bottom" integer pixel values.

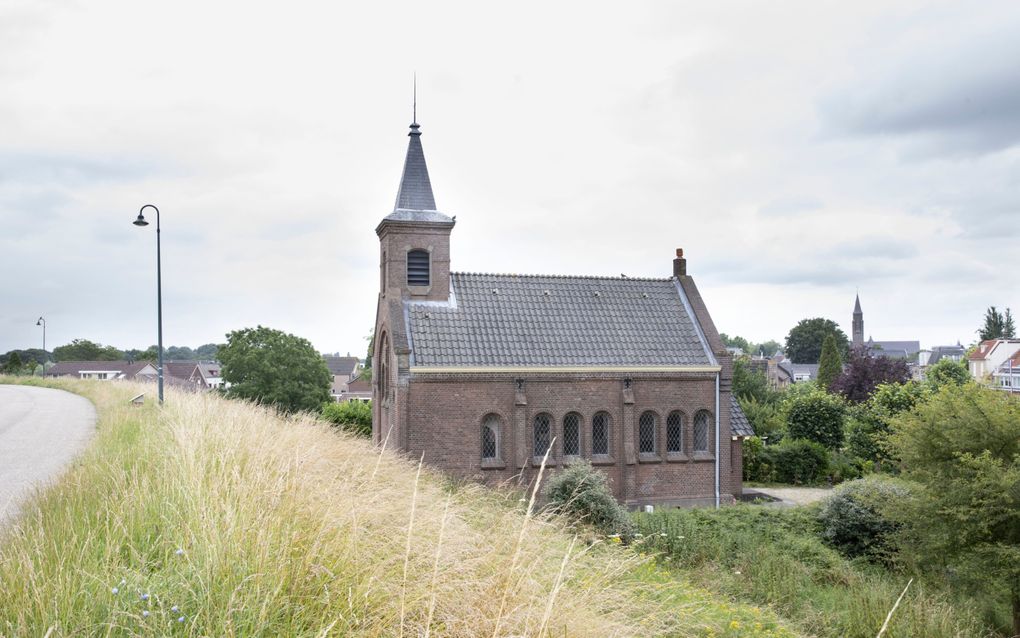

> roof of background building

[
  {"left": 323, "top": 355, "right": 360, "bottom": 377},
  {"left": 730, "top": 396, "right": 754, "bottom": 437},
  {"left": 867, "top": 340, "right": 920, "bottom": 357},
  {"left": 970, "top": 339, "right": 1020, "bottom": 360},
  {"left": 995, "top": 350, "right": 1020, "bottom": 372},
  {"left": 45, "top": 361, "right": 156, "bottom": 378},
  {"left": 405, "top": 272, "right": 715, "bottom": 367},
  {"left": 928, "top": 344, "right": 966, "bottom": 364}
]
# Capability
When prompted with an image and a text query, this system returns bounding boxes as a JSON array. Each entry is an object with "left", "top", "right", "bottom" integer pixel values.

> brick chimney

[{"left": 673, "top": 248, "right": 686, "bottom": 277}]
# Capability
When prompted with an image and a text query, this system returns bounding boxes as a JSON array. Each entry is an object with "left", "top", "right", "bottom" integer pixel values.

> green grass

[
  {"left": 0, "top": 377, "right": 799, "bottom": 637},
  {"left": 633, "top": 506, "right": 995, "bottom": 638}
]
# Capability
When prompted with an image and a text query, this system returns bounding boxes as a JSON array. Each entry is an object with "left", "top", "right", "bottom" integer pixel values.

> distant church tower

[{"left": 852, "top": 293, "right": 864, "bottom": 346}]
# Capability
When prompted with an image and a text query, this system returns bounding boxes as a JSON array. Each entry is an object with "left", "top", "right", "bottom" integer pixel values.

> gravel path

[
  {"left": 745, "top": 486, "right": 833, "bottom": 506},
  {"left": 0, "top": 384, "right": 96, "bottom": 524}
]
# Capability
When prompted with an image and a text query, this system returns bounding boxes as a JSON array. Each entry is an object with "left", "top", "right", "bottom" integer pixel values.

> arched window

[
  {"left": 592, "top": 412, "right": 611, "bottom": 456},
  {"left": 666, "top": 411, "right": 684, "bottom": 454},
  {"left": 481, "top": 414, "right": 500, "bottom": 460},
  {"left": 563, "top": 412, "right": 581, "bottom": 457},
  {"left": 694, "top": 410, "right": 711, "bottom": 453},
  {"left": 638, "top": 411, "right": 657, "bottom": 454},
  {"left": 407, "top": 249, "right": 430, "bottom": 286},
  {"left": 377, "top": 334, "right": 389, "bottom": 400},
  {"left": 533, "top": 413, "right": 552, "bottom": 457}
]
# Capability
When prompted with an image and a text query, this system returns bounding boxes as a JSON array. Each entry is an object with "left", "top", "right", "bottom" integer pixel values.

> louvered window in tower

[{"left": 407, "top": 249, "right": 430, "bottom": 286}]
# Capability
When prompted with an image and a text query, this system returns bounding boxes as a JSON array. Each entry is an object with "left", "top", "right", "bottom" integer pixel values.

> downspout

[{"left": 715, "top": 371, "right": 721, "bottom": 509}]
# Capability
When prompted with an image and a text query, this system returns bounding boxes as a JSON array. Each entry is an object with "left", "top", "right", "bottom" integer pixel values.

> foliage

[
  {"left": 166, "top": 345, "right": 194, "bottom": 360},
  {"left": 767, "top": 439, "right": 831, "bottom": 484},
  {"left": 741, "top": 436, "right": 769, "bottom": 482},
  {"left": 785, "top": 390, "right": 845, "bottom": 449},
  {"left": 818, "top": 476, "right": 911, "bottom": 561},
  {"left": 887, "top": 383, "right": 1020, "bottom": 637},
  {"left": 634, "top": 505, "right": 989, "bottom": 638},
  {"left": 737, "top": 397, "right": 784, "bottom": 442},
  {"left": 925, "top": 357, "right": 970, "bottom": 390},
  {"left": 845, "top": 381, "right": 928, "bottom": 469},
  {"left": 978, "top": 305, "right": 1016, "bottom": 340},
  {"left": 815, "top": 333, "right": 842, "bottom": 392},
  {"left": 732, "top": 358, "right": 780, "bottom": 406},
  {"left": 784, "top": 318, "right": 849, "bottom": 364},
  {"left": 2, "top": 351, "right": 24, "bottom": 374},
  {"left": 545, "top": 461, "right": 634, "bottom": 538},
  {"left": 826, "top": 451, "right": 867, "bottom": 483},
  {"left": 720, "top": 332, "right": 752, "bottom": 354},
  {"left": 321, "top": 400, "right": 372, "bottom": 437},
  {"left": 219, "top": 325, "right": 332, "bottom": 413},
  {"left": 721, "top": 334, "right": 783, "bottom": 358},
  {"left": 1, "top": 348, "right": 51, "bottom": 366},
  {"left": 52, "top": 338, "right": 123, "bottom": 362},
  {"left": 830, "top": 346, "right": 910, "bottom": 403},
  {"left": 195, "top": 343, "right": 221, "bottom": 359}
]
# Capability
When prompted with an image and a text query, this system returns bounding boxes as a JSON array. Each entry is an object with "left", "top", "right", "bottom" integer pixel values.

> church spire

[
  {"left": 393, "top": 87, "right": 437, "bottom": 212},
  {"left": 852, "top": 293, "right": 864, "bottom": 346}
]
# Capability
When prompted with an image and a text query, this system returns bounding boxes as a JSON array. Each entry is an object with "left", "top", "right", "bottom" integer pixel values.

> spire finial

[{"left": 413, "top": 72, "right": 417, "bottom": 124}]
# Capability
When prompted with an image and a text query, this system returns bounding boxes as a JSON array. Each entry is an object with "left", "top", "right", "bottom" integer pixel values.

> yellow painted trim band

[{"left": 410, "top": 365, "right": 722, "bottom": 374}]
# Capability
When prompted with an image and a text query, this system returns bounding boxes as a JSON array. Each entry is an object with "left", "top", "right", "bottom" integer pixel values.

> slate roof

[
  {"left": 405, "top": 272, "right": 715, "bottom": 367},
  {"left": 394, "top": 122, "right": 436, "bottom": 212},
  {"left": 730, "top": 395, "right": 754, "bottom": 437},
  {"left": 44, "top": 361, "right": 156, "bottom": 378},
  {"left": 323, "top": 355, "right": 359, "bottom": 377},
  {"left": 867, "top": 340, "right": 920, "bottom": 358}
]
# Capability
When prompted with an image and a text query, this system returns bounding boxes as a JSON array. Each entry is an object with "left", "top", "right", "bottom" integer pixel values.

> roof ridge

[{"left": 451, "top": 271, "right": 671, "bottom": 282}]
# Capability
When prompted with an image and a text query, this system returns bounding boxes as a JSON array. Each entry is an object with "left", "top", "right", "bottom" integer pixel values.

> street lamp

[
  {"left": 36, "top": 316, "right": 45, "bottom": 353},
  {"left": 133, "top": 204, "right": 164, "bottom": 404}
]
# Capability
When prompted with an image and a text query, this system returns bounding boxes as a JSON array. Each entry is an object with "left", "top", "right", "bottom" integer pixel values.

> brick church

[{"left": 372, "top": 118, "right": 753, "bottom": 508}]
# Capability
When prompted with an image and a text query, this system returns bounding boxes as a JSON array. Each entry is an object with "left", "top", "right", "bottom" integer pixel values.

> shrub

[
  {"left": 741, "top": 436, "right": 773, "bottom": 482},
  {"left": 817, "top": 475, "right": 911, "bottom": 560},
  {"left": 786, "top": 391, "right": 845, "bottom": 449},
  {"left": 321, "top": 400, "right": 372, "bottom": 437},
  {"left": 545, "top": 461, "right": 634, "bottom": 538},
  {"left": 827, "top": 450, "right": 867, "bottom": 483},
  {"left": 768, "top": 439, "right": 830, "bottom": 485}
]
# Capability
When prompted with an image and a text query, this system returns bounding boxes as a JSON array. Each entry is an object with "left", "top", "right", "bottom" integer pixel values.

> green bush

[
  {"left": 818, "top": 475, "right": 911, "bottom": 561},
  {"left": 545, "top": 461, "right": 634, "bottom": 538},
  {"left": 321, "top": 400, "right": 372, "bottom": 437},
  {"left": 786, "top": 390, "right": 846, "bottom": 449},
  {"left": 741, "top": 435, "right": 772, "bottom": 482},
  {"left": 769, "top": 439, "right": 830, "bottom": 484}
]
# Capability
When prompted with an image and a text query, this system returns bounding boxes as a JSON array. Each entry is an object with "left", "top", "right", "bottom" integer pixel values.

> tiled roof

[
  {"left": 867, "top": 340, "right": 920, "bottom": 357},
  {"left": 393, "top": 122, "right": 436, "bottom": 212},
  {"left": 163, "top": 361, "right": 199, "bottom": 380},
  {"left": 730, "top": 396, "right": 754, "bottom": 437},
  {"left": 323, "top": 355, "right": 359, "bottom": 376},
  {"left": 46, "top": 361, "right": 133, "bottom": 375},
  {"left": 405, "top": 272, "right": 715, "bottom": 367}
]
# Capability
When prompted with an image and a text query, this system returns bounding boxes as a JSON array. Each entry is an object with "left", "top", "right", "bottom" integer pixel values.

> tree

[
  {"left": 786, "top": 390, "right": 846, "bottom": 449},
  {"left": 2, "top": 351, "right": 24, "bottom": 374},
  {"left": 846, "top": 381, "right": 928, "bottom": 468},
  {"left": 978, "top": 306, "right": 1016, "bottom": 340},
  {"left": 887, "top": 384, "right": 1020, "bottom": 636},
  {"left": 52, "top": 339, "right": 123, "bottom": 362},
  {"left": 816, "top": 334, "right": 842, "bottom": 392},
  {"left": 166, "top": 345, "right": 195, "bottom": 360},
  {"left": 194, "top": 343, "right": 221, "bottom": 359},
  {"left": 219, "top": 325, "right": 331, "bottom": 413},
  {"left": 756, "top": 339, "right": 783, "bottom": 358},
  {"left": 732, "top": 358, "right": 779, "bottom": 405},
  {"left": 830, "top": 346, "right": 910, "bottom": 403},
  {"left": 925, "top": 357, "right": 970, "bottom": 391},
  {"left": 784, "top": 318, "right": 849, "bottom": 364},
  {"left": 719, "top": 333, "right": 752, "bottom": 354}
]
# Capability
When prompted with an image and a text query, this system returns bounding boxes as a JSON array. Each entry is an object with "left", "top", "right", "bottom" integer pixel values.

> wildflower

[
  {"left": 734, "top": 570, "right": 741, "bottom": 575},
  {"left": 177, "top": 616, "right": 186, "bottom": 623},
  {"left": 111, "top": 587, "right": 119, "bottom": 594},
  {"left": 730, "top": 620, "right": 740, "bottom": 629},
  {"left": 120, "top": 578, "right": 126, "bottom": 586},
  {"left": 140, "top": 593, "right": 149, "bottom": 601},
  {"left": 659, "top": 532, "right": 667, "bottom": 537},
  {"left": 175, "top": 548, "right": 184, "bottom": 556},
  {"left": 171, "top": 605, "right": 179, "bottom": 613},
  {"left": 142, "top": 610, "right": 150, "bottom": 618}
]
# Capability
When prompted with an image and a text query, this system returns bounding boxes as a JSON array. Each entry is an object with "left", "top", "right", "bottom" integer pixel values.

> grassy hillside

[{"left": 0, "top": 378, "right": 795, "bottom": 637}]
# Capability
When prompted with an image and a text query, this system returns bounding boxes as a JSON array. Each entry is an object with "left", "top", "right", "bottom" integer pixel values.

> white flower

[
  {"left": 111, "top": 587, "right": 119, "bottom": 595},
  {"left": 142, "top": 610, "right": 150, "bottom": 618},
  {"left": 171, "top": 605, "right": 179, "bottom": 613},
  {"left": 175, "top": 548, "right": 184, "bottom": 556}
]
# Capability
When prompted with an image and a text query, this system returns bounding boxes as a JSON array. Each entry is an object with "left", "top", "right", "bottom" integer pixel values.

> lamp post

[
  {"left": 133, "top": 204, "right": 164, "bottom": 404},
  {"left": 36, "top": 317, "right": 45, "bottom": 376}
]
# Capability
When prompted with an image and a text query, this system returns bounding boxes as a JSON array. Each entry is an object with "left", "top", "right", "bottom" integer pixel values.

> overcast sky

[{"left": 2, "top": 1, "right": 1018, "bottom": 358}]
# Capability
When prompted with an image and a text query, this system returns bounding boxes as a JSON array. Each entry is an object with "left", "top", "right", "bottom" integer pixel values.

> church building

[{"left": 372, "top": 118, "right": 753, "bottom": 508}]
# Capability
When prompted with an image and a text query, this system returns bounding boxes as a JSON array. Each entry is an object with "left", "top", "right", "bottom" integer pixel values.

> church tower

[{"left": 852, "top": 293, "right": 864, "bottom": 347}]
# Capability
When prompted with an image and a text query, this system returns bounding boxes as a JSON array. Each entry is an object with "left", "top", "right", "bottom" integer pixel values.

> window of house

[
  {"left": 533, "top": 413, "right": 552, "bottom": 457},
  {"left": 482, "top": 414, "right": 500, "bottom": 460},
  {"left": 563, "top": 413, "right": 581, "bottom": 456},
  {"left": 694, "top": 410, "right": 711, "bottom": 453},
  {"left": 666, "top": 411, "right": 684, "bottom": 453},
  {"left": 592, "top": 412, "right": 610, "bottom": 456},
  {"left": 638, "top": 411, "right": 657, "bottom": 454},
  {"left": 407, "top": 249, "right": 430, "bottom": 286}
]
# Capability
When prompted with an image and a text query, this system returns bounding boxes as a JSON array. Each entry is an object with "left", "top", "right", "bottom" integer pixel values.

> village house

[
  {"left": 371, "top": 118, "right": 752, "bottom": 508},
  {"left": 969, "top": 339, "right": 1020, "bottom": 381}
]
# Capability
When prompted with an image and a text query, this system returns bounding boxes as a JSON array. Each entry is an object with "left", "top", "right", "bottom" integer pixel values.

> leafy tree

[
  {"left": 978, "top": 306, "right": 1016, "bottom": 340},
  {"left": 925, "top": 357, "right": 970, "bottom": 390},
  {"left": 816, "top": 334, "right": 842, "bottom": 392},
  {"left": 166, "top": 345, "right": 195, "bottom": 360},
  {"left": 784, "top": 318, "right": 849, "bottom": 364},
  {"left": 732, "top": 358, "right": 779, "bottom": 405},
  {"left": 738, "top": 396, "right": 785, "bottom": 442},
  {"left": 756, "top": 339, "right": 783, "bottom": 358},
  {"left": 321, "top": 400, "right": 372, "bottom": 437},
  {"left": 786, "top": 390, "right": 845, "bottom": 449},
  {"left": 2, "top": 351, "right": 24, "bottom": 374},
  {"left": 887, "top": 384, "right": 1020, "bottom": 636},
  {"left": 846, "top": 381, "right": 928, "bottom": 469},
  {"left": 830, "top": 346, "right": 910, "bottom": 403},
  {"left": 52, "top": 339, "right": 123, "bottom": 362},
  {"left": 194, "top": 343, "right": 221, "bottom": 359},
  {"left": 219, "top": 325, "right": 331, "bottom": 413},
  {"left": 719, "top": 333, "right": 752, "bottom": 354}
]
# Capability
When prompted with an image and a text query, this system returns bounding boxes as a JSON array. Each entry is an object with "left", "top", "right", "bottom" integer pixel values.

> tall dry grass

[{"left": 0, "top": 379, "right": 791, "bottom": 637}]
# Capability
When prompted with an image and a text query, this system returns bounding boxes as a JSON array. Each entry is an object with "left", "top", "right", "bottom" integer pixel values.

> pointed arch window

[
  {"left": 533, "top": 413, "right": 552, "bottom": 458},
  {"left": 407, "top": 249, "right": 430, "bottom": 286},
  {"left": 563, "top": 412, "right": 581, "bottom": 457},
  {"left": 666, "top": 411, "right": 684, "bottom": 454},
  {"left": 481, "top": 414, "right": 501, "bottom": 460},
  {"left": 592, "top": 412, "right": 611, "bottom": 456}
]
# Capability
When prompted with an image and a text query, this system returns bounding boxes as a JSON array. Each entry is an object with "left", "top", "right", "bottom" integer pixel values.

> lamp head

[
  {"left": 133, "top": 212, "right": 149, "bottom": 227},
  {"left": 36, "top": 317, "right": 42, "bottom": 326}
]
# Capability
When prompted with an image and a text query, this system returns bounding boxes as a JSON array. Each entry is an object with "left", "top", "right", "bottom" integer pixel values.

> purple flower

[
  {"left": 111, "top": 587, "right": 119, "bottom": 595},
  {"left": 177, "top": 616, "right": 185, "bottom": 623},
  {"left": 142, "top": 610, "right": 150, "bottom": 618},
  {"left": 171, "top": 605, "right": 179, "bottom": 613}
]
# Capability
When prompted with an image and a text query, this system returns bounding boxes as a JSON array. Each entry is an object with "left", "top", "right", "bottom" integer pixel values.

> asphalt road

[{"left": 0, "top": 384, "right": 96, "bottom": 524}]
